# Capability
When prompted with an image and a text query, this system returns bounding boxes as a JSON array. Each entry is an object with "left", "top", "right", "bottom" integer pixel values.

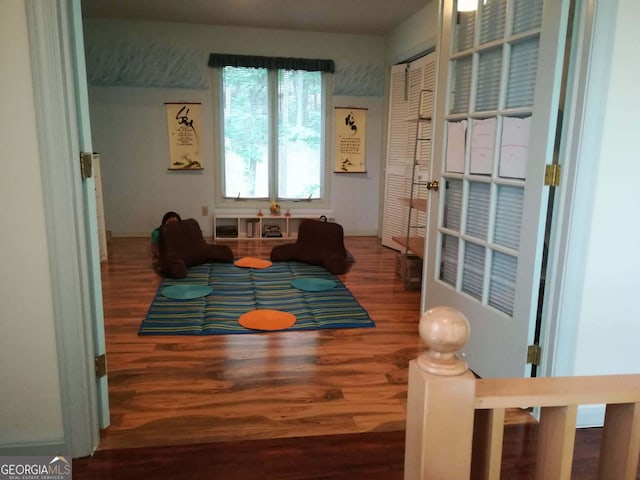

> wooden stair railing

[{"left": 404, "top": 306, "right": 640, "bottom": 480}]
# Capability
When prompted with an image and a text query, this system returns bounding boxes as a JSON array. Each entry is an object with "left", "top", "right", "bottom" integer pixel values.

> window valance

[{"left": 208, "top": 53, "right": 334, "bottom": 73}]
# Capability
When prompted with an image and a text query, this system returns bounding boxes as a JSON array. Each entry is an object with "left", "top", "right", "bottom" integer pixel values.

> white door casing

[{"left": 26, "top": 0, "right": 108, "bottom": 456}]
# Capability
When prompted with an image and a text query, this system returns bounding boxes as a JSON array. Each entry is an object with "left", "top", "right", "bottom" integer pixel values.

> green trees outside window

[{"left": 222, "top": 66, "right": 323, "bottom": 200}]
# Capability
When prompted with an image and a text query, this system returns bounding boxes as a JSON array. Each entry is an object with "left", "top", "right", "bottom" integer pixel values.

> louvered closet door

[
  {"left": 382, "top": 54, "right": 436, "bottom": 252},
  {"left": 382, "top": 63, "right": 411, "bottom": 250},
  {"left": 423, "top": 0, "right": 569, "bottom": 378},
  {"left": 412, "top": 60, "right": 436, "bottom": 254}
]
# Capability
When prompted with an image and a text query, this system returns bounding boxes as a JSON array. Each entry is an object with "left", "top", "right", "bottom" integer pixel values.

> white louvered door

[
  {"left": 382, "top": 63, "right": 410, "bottom": 250},
  {"left": 382, "top": 54, "right": 436, "bottom": 252},
  {"left": 424, "top": 0, "right": 569, "bottom": 378}
]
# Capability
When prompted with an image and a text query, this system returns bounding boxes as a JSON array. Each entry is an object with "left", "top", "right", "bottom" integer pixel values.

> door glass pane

[
  {"left": 223, "top": 67, "right": 269, "bottom": 198},
  {"left": 494, "top": 185, "right": 523, "bottom": 250},
  {"left": 445, "top": 120, "right": 467, "bottom": 173},
  {"left": 450, "top": 56, "right": 472, "bottom": 114},
  {"left": 440, "top": 234, "right": 459, "bottom": 287},
  {"left": 506, "top": 38, "right": 539, "bottom": 109},
  {"left": 466, "top": 182, "right": 490, "bottom": 240},
  {"left": 470, "top": 118, "right": 496, "bottom": 175},
  {"left": 489, "top": 251, "right": 517, "bottom": 316},
  {"left": 278, "top": 70, "right": 322, "bottom": 199},
  {"left": 455, "top": 12, "right": 476, "bottom": 52},
  {"left": 476, "top": 47, "right": 502, "bottom": 112},
  {"left": 443, "top": 179, "right": 463, "bottom": 231},
  {"left": 513, "top": 0, "right": 544, "bottom": 34},
  {"left": 480, "top": 0, "right": 507, "bottom": 45},
  {"left": 462, "top": 242, "right": 485, "bottom": 300},
  {"left": 499, "top": 116, "right": 530, "bottom": 179}
]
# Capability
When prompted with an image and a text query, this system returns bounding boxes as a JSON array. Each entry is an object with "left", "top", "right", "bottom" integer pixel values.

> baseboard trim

[
  {"left": 344, "top": 231, "right": 379, "bottom": 237},
  {"left": 112, "top": 232, "right": 382, "bottom": 238},
  {"left": 0, "top": 440, "right": 67, "bottom": 457}
]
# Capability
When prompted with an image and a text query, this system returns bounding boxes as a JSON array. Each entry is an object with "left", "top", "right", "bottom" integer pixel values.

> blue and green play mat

[{"left": 139, "top": 261, "right": 374, "bottom": 335}]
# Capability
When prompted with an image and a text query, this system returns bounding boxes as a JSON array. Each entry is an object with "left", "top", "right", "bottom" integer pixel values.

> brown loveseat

[
  {"left": 159, "top": 218, "right": 234, "bottom": 278},
  {"left": 270, "top": 219, "right": 352, "bottom": 275}
]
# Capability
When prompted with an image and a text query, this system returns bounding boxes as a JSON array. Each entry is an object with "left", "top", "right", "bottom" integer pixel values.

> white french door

[{"left": 423, "top": 0, "right": 570, "bottom": 378}]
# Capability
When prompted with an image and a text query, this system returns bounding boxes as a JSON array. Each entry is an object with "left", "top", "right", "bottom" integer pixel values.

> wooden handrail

[
  {"left": 404, "top": 306, "right": 640, "bottom": 480},
  {"left": 475, "top": 374, "right": 640, "bottom": 409}
]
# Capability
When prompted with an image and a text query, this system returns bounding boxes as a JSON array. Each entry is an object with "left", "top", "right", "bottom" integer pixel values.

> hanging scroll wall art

[
  {"left": 335, "top": 107, "right": 367, "bottom": 173},
  {"left": 165, "top": 102, "right": 203, "bottom": 170}
]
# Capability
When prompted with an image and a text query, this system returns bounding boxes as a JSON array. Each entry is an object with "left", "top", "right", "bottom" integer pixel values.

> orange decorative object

[
  {"left": 238, "top": 309, "right": 296, "bottom": 331},
  {"left": 234, "top": 257, "right": 272, "bottom": 269}
]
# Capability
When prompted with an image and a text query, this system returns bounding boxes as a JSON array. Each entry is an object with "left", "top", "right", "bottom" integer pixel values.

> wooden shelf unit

[
  {"left": 393, "top": 87, "right": 433, "bottom": 290},
  {"left": 213, "top": 213, "right": 335, "bottom": 240},
  {"left": 397, "top": 88, "right": 433, "bottom": 261},
  {"left": 392, "top": 235, "right": 425, "bottom": 258}
]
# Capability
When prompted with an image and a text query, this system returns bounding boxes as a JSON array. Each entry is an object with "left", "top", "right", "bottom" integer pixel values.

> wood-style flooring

[
  {"left": 70, "top": 235, "right": 639, "bottom": 479},
  {"left": 73, "top": 426, "right": 619, "bottom": 480},
  {"left": 73, "top": 235, "right": 629, "bottom": 478},
  {"left": 98, "top": 236, "right": 533, "bottom": 451}
]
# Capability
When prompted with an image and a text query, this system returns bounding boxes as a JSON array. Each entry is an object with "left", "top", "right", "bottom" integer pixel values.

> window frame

[{"left": 213, "top": 66, "right": 332, "bottom": 210}]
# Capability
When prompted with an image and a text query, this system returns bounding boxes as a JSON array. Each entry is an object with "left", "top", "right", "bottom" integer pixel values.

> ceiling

[{"left": 80, "top": 0, "right": 431, "bottom": 36}]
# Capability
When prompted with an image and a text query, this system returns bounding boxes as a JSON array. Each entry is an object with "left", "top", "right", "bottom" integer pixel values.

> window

[{"left": 221, "top": 66, "right": 325, "bottom": 201}]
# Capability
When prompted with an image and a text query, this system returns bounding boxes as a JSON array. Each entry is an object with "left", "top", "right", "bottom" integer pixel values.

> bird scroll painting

[
  {"left": 335, "top": 107, "right": 366, "bottom": 173},
  {"left": 166, "top": 102, "right": 203, "bottom": 170}
]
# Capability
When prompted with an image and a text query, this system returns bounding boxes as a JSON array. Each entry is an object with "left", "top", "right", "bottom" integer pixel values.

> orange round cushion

[
  {"left": 238, "top": 309, "right": 296, "bottom": 331},
  {"left": 234, "top": 257, "right": 273, "bottom": 269}
]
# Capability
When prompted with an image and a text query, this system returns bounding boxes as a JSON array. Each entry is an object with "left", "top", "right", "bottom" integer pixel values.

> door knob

[{"left": 426, "top": 180, "right": 439, "bottom": 191}]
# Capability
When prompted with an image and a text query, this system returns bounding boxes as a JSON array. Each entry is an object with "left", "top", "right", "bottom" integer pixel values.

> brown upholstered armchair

[
  {"left": 270, "top": 219, "right": 352, "bottom": 275},
  {"left": 159, "top": 218, "right": 234, "bottom": 278}
]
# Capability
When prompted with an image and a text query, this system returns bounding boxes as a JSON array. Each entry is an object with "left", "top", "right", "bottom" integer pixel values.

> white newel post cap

[{"left": 417, "top": 306, "right": 470, "bottom": 376}]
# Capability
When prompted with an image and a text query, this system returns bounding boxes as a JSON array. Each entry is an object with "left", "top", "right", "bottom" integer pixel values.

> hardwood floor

[
  {"left": 99, "top": 235, "right": 533, "bottom": 450},
  {"left": 74, "top": 235, "right": 634, "bottom": 478},
  {"left": 74, "top": 426, "right": 624, "bottom": 480}
]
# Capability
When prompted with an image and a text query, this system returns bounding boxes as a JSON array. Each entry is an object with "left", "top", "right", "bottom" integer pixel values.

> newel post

[{"left": 404, "top": 306, "right": 476, "bottom": 480}]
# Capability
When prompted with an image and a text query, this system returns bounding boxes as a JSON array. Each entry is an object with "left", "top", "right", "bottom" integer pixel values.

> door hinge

[
  {"left": 527, "top": 345, "right": 542, "bottom": 366},
  {"left": 80, "top": 152, "right": 93, "bottom": 179},
  {"left": 95, "top": 353, "right": 107, "bottom": 378},
  {"left": 544, "top": 164, "right": 561, "bottom": 186}
]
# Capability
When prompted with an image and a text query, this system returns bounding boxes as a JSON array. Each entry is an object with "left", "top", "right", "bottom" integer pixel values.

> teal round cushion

[
  {"left": 161, "top": 284, "right": 212, "bottom": 300},
  {"left": 291, "top": 278, "right": 336, "bottom": 292}
]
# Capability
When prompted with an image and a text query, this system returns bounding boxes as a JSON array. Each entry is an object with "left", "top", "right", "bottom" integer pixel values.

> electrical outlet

[{"left": 201, "top": 206, "right": 209, "bottom": 216}]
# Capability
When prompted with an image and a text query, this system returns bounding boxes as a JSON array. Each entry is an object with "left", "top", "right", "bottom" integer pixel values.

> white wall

[
  {"left": 0, "top": 0, "right": 64, "bottom": 448},
  {"left": 86, "top": 19, "right": 386, "bottom": 237},
  {"left": 572, "top": 0, "right": 640, "bottom": 377},
  {"left": 330, "top": 95, "right": 384, "bottom": 234},
  {"left": 89, "top": 86, "right": 217, "bottom": 236},
  {"left": 386, "top": 1, "right": 438, "bottom": 65}
]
